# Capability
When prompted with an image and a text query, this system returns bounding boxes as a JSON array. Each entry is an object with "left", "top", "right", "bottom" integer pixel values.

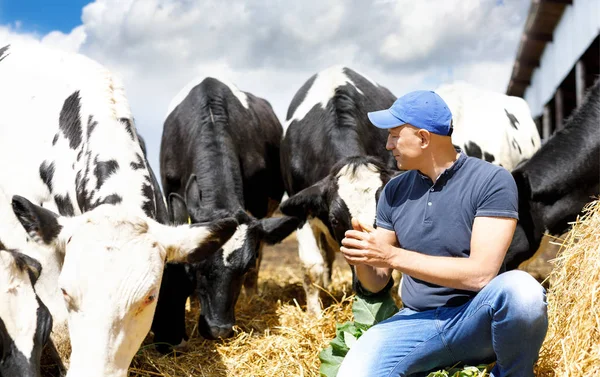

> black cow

[
  {"left": 279, "top": 66, "right": 398, "bottom": 315},
  {"left": 507, "top": 79, "right": 600, "bottom": 270},
  {"left": 155, "top": 77, "right": 299, "bottom": 347},
  {"left": 0, "top": 241, "right": 52, "bottom": 377}
]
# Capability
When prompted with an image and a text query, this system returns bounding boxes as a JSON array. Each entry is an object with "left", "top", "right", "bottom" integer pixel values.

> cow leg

[
  {"left": 151, "top": 263, "right": 196, "bottom": 354},
  {"left": 297, "top": 221, "right": 328, "bottom": 317},
  {"left": 243, "top": 244, "right": 264, "bottom": 297}
]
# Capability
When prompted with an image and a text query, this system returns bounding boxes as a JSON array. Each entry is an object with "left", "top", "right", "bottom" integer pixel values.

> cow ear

[
  {"left": 11, "top": 195, "right": 63, "bottom": 245},
  {"left": 184, "top": 174, "right": 202, "bottom": 209},
  {"left": 18, "top": 253, "right": 43, "bottom": 286},
  {"left": 155, "top": 217, "right": 238, "bottom": 263},
  {"left": 279, "top": 180, "right": 328, "bottom": 221},
  {"left": 168, "top": 193, "right": 189, "bottom": 225},
  {"left": 257, "top": 216, "right": 300, "bottom": 245}
]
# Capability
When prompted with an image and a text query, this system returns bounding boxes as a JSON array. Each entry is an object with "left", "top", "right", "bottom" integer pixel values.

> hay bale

[{"left": 535, "top": 199, "right": 600, "bottom": 376}]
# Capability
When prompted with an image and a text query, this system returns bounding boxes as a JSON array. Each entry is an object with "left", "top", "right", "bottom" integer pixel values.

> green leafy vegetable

[{"left": 319, "top": 293, "right": 398, "bottom": 376}]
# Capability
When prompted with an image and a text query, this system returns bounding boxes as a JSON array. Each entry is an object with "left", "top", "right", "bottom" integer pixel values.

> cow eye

[
  {"left": 143, "top": 290, "right": 158, "bottom": 306},
  {"left": 61, "top": 288, "right": 74, "bottom": 310},
  {"left": 145, "top": 294, "right": 156, "bottom": 304}
]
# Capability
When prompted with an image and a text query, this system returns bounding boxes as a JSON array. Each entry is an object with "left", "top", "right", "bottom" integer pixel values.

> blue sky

[{"left": 0, "top": 0, "right": 89, "bottom": 34}]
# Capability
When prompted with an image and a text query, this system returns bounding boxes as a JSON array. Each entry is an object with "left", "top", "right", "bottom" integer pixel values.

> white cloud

[
  {"left": 0, "top": 0, "right": 529, "bottom": 189},
  {"left": 41, "top": 26, "right": 87, "bottom": 52}
]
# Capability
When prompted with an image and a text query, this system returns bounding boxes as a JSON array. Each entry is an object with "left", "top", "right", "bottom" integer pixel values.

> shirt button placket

[{"left": 425, "top": 186, "right": 433, "bottom": 222}]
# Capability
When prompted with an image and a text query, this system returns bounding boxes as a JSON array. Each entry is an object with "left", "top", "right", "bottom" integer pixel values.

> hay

[
  {"left": 129, "top": 236, "right": 355, "bottom": 377},
  {"left": 535, "top": 199, "right": 600, "bottom": 376}
]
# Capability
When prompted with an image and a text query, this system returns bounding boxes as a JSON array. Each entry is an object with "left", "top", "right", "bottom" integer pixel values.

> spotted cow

[
  {"left": 0, "top": 43, "right": 236, "bottom": 377},
  {"left": 0, "top": 186, "right": 67, "bottom": 375},
  {"left": 507, "top": 79, "right": 600, "bottom": 270},
  {"left": 279, "top": 66, "right": 398, "bottom": 315},
  {"left": 156, "top": 77, "right": 299, "bottom": 347},
  {"left": 0, "top": 241, "right": 52, "bottom": 377},
  {"left": 435, "top": 82, "right": 541, "bottom": 171}
]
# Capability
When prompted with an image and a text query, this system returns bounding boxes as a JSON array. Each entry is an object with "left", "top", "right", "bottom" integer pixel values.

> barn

[{"left": 506, "top": 0, "right": 599, "bottom": 140}]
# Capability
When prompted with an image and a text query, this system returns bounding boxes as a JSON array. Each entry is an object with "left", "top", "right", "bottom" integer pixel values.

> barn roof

[{"left": 506, "top": 0, "right": 571, "bottom": 97}]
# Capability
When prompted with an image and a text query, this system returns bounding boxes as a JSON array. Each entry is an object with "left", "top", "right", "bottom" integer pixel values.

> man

[{"left": 337, "top": 90, "right": 548, "bottom": 377}]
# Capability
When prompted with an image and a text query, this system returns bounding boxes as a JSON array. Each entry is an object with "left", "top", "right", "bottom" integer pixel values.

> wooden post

[
  {"left": 576, "top": 60, "right": 586, "bottom": 107},
  {"left": 542, "top": 105, "right": 552, "bottom": 141},
  {"left": 554, "top": 88, "right": 564, "bottom": 131}
]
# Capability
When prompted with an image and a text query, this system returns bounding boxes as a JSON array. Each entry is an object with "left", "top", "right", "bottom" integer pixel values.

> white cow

[
  {"left": 0, "top": 43, "right": 236, "bottom": 377},
  {"left": 0, "top": 186, "right": 67, "bottom": 374},
  {"left": 436, "top": 82, "right": 542, "bottom": 171},
  {"left": 0, "top": 242, "right": 51, "bottom": 377}
]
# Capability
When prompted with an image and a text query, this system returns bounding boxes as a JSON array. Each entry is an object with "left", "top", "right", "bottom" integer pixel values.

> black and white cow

[
  {"left": 0, "top": 43, "right": 236, "bottom": 377},
  {"left": 137, "top": 134, "right": 169, "bottom": 225},
  {"left": 435, "top": 82, "right": 542, "bottom": 171},
  {"left": 279, "top": 66, "right": 398, "bottom": 315},
  {"left": 507, "top": 79, "right": 600, "bottom": 270},
  {"left": 0, "top": 186, "right": 66, "bottom": 375},
  {"left": 0, "top": 242, "right": 52, "bottom": 377},
  {"left": 156, "top": 77, "right": 299, "bottom": 345}
]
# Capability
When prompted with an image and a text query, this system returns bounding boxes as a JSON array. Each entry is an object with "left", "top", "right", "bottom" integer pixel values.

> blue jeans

[{"left": 337, "top": 270, "right": 548, "bottom": 377}]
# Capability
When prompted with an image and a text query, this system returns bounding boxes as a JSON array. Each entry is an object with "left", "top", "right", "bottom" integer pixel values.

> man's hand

[{"left": 340, "top": 218, "right": 395, "bottom": 268}]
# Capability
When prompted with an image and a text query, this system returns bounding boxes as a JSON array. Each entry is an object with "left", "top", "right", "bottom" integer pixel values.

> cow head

[
  {"left": 156, "top": 175, "right": 299, "bottom": 342},
  {"left": 280, "top": 156, "right": 394, "bottom": 244},
  {"left": 10, "top": 196, "right": 237, "bottom": 377},
  {"left": 0, "top": 244, "right": 52, "bottom": 377}
]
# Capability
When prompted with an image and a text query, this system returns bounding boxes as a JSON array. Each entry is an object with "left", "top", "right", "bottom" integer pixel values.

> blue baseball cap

[{"left": 368, "top": 90, "right": 453, "bottom": 136}]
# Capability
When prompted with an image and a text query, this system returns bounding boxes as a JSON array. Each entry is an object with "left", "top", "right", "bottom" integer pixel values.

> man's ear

[
  {"left": 153, "top": 217, "right": 238, "bottom": 263},
  {"left": 11, "top": 195, "right": 63, "bottom": 245},
  {"left": 279, "top": 179, "right": 329, "bottom": 221},
  {"left": 418, "top": 129, "right": 431, "bottom": 147},
  {"left": 168, "top": 193, "right": 189, "bottom": 225}
]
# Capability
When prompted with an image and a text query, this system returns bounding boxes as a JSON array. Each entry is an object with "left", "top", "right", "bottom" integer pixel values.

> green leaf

[
  {"left": 427, "top": 364, "right": 491, "bottom": 377},
  {"left": 427, "top": 372, "right": 449, "bottom": 377},
  {"left": 343, "top": 331, "right": 358, "bottom": 349},
  {"left": 329, "top": 332, "right": 349, "bottom": 356},
  {"left": 352, "top": 293, "right": 398, "bottom": 325},
  {"left": 329, "top": 322, "right": 364, "bottom": 355},
  {"left": 319, "top": 345, "right": 345, "bottom": 377}
]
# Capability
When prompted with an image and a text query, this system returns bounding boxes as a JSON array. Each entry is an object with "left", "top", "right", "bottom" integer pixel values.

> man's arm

[{"left": 341, "top": 216, "right": 516, "bottom": 292}]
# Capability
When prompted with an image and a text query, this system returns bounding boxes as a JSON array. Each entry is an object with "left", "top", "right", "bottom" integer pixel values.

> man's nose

[{"left": 386, "top": 139, "right": 394, "bottom": 150}]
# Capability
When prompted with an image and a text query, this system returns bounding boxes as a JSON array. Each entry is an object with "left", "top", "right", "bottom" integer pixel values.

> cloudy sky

[{"left": 0, "top": 0, "right": 530, "bottom": 186}]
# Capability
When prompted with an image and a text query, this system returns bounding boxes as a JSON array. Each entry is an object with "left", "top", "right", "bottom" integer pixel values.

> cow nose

[{"left": 209, "top": 325, "right": 233, "bottom": 339}]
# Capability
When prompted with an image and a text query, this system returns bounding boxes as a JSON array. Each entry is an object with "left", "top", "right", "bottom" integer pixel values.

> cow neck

[{"left": 193, "top": 136, "right": 245, "bottom": 215}]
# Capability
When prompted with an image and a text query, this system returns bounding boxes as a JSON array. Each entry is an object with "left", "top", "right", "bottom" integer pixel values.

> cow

[
  {"left": 279, "top": 66, "right": 398, "bottom": 315},
  {"left": 435, "top": 82, "right": 542, "bottom": 171},
  {"left": 156, "top": 77, "right": 299, "bottom": 346},
  {"left": 0, "top": 43, "right": 236, "bottom": 377},
  {"left": 507, "top": 79, "right": 600, "bottom": 270},
  {"left": 0, "top": 242, "right": 52, "bottom": 377},
  {"left": 137, "top": 134, "right": 169, "bottom": 225},
  {"left": 0, "top": 186, "right": 67, "bottom": 375}
]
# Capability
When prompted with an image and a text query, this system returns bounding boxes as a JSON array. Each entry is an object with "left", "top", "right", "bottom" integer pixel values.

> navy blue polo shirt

[{"left": 376, "top": 152, "right": 518, "bottom": 311}]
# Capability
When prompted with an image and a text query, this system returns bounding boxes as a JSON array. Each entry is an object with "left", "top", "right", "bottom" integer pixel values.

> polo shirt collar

[{"left": 418, "top": 151, "right": 467, "bottom": 184}]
